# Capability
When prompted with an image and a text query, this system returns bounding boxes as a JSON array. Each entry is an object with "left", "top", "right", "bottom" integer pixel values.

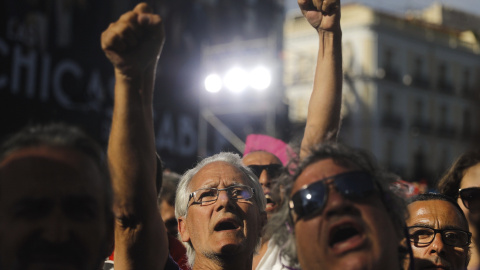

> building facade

[{"left": 284, "top": 3, "right": 480, "bottom": 185}]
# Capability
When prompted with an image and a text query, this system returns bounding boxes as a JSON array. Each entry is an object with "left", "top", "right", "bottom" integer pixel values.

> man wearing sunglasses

[
  {"left": 175, "top": 152, "right": 267, "bottom": 269},
  {"left": 406, "top": 193, "right": 471, "bottom": 270},
  {"left": 242, "top": 134, "right": 291, "bottom": 217},
  {"left": 289, "top": 143, "right": 408, "bottom": 270}
]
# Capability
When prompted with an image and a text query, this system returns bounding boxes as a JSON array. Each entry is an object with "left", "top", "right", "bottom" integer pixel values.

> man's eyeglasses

[
  {"left": 407, "top": 226, "right": 472, "bottom": 247},
  {"left": 289, "top": 171, "right": 376, "bottom": 223},
  {"left": 248, "top": 164, "right": 283, "bottom": 179},
  {"left": 188, "top": 185, "right": 255, "bottom": 206},
  {"left": 459, "top": 187, "right": 480, "bottom": 213}
]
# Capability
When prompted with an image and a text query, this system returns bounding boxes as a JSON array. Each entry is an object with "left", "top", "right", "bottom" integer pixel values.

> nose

[
  {"left": 429, "top": 232, "right": 446, "bottom": 255},
  {"left": 42, "top": 207, "right": 70, "bottom": 243},
  {"left": 259, "top": 170, "right": 272, "bottom": 195},
  {"left": 215, "top": 189, "right": 236, "bottom": 211}
]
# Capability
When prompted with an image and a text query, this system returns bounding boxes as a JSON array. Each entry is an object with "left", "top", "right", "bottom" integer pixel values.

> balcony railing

[
  {"left": 410, "top": 120, "right": 432, "bottom": 135},
  {"left": 381, "top": 114, "right": 403, "bottom": 129},
  {"left": 436, "top": 125, "right": 456, "bottom": 138},
  {"left": 437, "top": 80, "right": 454, "bottom": 95}
]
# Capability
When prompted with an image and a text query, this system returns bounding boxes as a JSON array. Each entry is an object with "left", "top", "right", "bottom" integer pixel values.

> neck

[{"left": 193, "top": 252, "right": 253, "bottom": 270}]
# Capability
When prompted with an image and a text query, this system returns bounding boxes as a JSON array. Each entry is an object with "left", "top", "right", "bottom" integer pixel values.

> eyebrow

[
  {"left": 409, "top": 223, "right": 466, "bottom": 230},
  {"left": 63, "top": 195, "right": 98, "bottom": 205},
  {"left": 197, "top": 181, "right": 244, "bottom": 189}
]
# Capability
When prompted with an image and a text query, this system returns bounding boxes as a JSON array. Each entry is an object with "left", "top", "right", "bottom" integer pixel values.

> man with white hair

[{"left": 175, "top": 152, "right": 267, "bottom": 269}]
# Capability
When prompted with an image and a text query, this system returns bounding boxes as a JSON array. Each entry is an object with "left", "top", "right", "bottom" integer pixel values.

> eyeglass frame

[
  {"left": 188, "top": 185, "right": 256, "bottom": 207},
  {"left": 407, "top": 225, "right": 472, "bottom": 247},
  {"left": 288, "top": 171, "right": 380, "bottom": 223},
  {"left": 458, "top": 187, "right": 480, "bottom": 211}
]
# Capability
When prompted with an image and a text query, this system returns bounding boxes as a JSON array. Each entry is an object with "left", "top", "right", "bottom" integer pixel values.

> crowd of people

[{"left": 0, "top": 0, "right": 479, "bottom": 270}]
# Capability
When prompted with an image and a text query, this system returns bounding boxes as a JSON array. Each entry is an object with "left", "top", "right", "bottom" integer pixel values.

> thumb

[{"left": 134, "top": 2, "right": 153, "bottom": 14}]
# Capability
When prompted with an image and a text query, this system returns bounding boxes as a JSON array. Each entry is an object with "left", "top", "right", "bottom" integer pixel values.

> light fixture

[
  {"left": 250, "top": 66, "right": 271, "bottom": 90},
  {"left": 224, "top": 67, "right": 249, "bottom": 93},
  {"left": 204, "top": 73, "right": 222, "bottom": 93}
]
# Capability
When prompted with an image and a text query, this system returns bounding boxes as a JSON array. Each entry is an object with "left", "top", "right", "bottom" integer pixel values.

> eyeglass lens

[
  {"left": 192, "top": 186, "right": 253, "bottom": 206},
  {"left": 248, "top": 164, "right": 283, "bottom": 179},
  {"left": 408, "top": 226, "right": 470, "bottom": 247},
  {"left": 290, "top": 171, "right": 375, "bottom": 222},
  {"left": 459, "top": 187, "right": 480, "bottom": 212}
]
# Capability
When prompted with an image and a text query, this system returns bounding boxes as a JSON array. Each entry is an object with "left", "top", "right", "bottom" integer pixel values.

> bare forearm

[
  {"left": 300, "top": 30, "right": 342, "bottom": 160},
  {"left": 108, "top": 68, "right": 168, "bottom": 269},
  {"left": 108, "top": 68, "right": 157, "bottom": 213},
  {"left": 103, "top": 3, "right": 168, "bottom": 268}
]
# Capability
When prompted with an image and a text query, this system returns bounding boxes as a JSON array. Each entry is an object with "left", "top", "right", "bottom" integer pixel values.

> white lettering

[
  {"left": 39, "top": 53, "right": 51, "bottom": 101},
  {"left": 156, "top": 113, "right": 175, "bottom": 152},
  {"left": 53, "top": 60, "right": 83, "bottom": 108},
  {"left": 86, "top": 69, "right": 104, "bottom": 111},
  {"left": 11, "top": 45, "right": 37, "bottom": 96},
  {"left": 177, "top": 115, "right": 197, "bottom": 156},
  {"left": 0, "top": 38, "right": 9, "bottom": 89}
]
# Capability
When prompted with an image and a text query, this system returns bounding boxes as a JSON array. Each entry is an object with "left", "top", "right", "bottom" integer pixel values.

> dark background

[{"left": 0, "top": 0, "right": 288, "bottom": 174}]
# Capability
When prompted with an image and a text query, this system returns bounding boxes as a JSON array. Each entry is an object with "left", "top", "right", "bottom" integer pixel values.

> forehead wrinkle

[{"left": 409, "top": 201, "right": 467, "bottom": 230}]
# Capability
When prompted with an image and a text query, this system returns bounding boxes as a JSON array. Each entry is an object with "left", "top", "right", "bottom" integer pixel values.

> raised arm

[
  {"left": 101, "top": 3, "right": 168, "bottom": 269},
  {"left": 299, "top": 0, "right": 342, "bottom": 160}
]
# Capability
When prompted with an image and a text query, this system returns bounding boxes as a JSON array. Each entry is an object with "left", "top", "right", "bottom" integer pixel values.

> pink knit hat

[{"left": 243, "top": 134, "right": 297, "bottom": 166}]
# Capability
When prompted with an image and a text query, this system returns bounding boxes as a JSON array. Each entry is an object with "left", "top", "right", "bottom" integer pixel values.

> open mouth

[
  {"left": 214, "top": 219, "right": 240, "bottom": 231},
  {"left": 265, "top": 195, "right": 277, "bottom": 211},
  {"left": 329, "top": 224, "right": 362, "bottom": 247}
]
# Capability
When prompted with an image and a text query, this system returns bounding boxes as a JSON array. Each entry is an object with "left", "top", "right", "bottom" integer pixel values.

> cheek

[
  {"left": 410, "top": 245, "right": 427, "bottom": 258},
  {"left": 366, "top": 205, "right": 399, "bottom": 244},
  {"left": 295, "top": 219, "right": 321, "bottom": 249}
]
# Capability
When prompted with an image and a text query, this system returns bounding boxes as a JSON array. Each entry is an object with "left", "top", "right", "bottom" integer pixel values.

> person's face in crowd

[
  {"left": 178, "top": 161, "right": 264, "bottom": 260},
  {"left": 458, "top": 163, "right": 480, "bottom": 237},
  {"left": 160, "top": 200, "right": 178, "bottom": 236},
  {"left": 0, "top": 146, "right": 112, "bottom": 270},
  {"left": 406, "top": 200, "right": 470, "bottom": 270},
  {"left": 242, "top": 151, "right": 283, "bottom": 217},
  {"left": 291, "top": 158, "right": 400, "bottom": 270}
]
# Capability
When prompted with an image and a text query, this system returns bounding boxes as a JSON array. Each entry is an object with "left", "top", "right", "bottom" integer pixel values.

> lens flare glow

[
  {"left": 204, "top": 74, "right": 222, "bottom": 93},
  {"left": 224, "top": 67, "right": 249, "bottom": 93},
  {"left": 250, "top": 66, "right": 271, "bottom": 90}
]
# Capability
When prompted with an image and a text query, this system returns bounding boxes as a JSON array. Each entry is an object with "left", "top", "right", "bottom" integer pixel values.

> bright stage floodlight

[
  {"left": 249, "top": 66, "right": 271, "bottom": 90},
  {"left": 224, "top": 67, "right": 249, "bottom": 93},
  {"left": 204, "top": 73, "right": 222, "bottom": 93}
]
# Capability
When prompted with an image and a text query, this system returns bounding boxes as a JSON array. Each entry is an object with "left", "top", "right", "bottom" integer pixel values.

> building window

[
  {"left": 462, "top": 68, "right": 471, "bottom": 97},
  {"left": 413, "top": 146, "right": 427, "bottom": 181},
  {"left": 463, "top": 109, "right": 472, "bottom": 137},
  {"left": 412, "top": 56, "right": 428, "bottom": 88},
  {"left": 415, "top": 99, "right": 424, "bottom": 120},
  {"left": 439, "top": 104, "right": 447, "bottom": 129},
  {"left": 383, "top": 48, "right": 398, "bottom": 81},
  {"left": 384, "top": 139, "right": 394, "bottom": 169},
  {"left": 438, "top": 148, "right": 449, "bottom": 177},
  {"left": 438, "top": 104, "right": 455, "bottom": 138},
  {"left": 381, "top": 93, "right": 403, "bottom": 129},
  {"left": 385, "top": 93, "right": 393, "bottom": 115},
  {"left": 411, "top": 99, "right": 430, "bottom": 135},
  {"left": 438, "top": 63, "right": 452, "bottom": 93}
]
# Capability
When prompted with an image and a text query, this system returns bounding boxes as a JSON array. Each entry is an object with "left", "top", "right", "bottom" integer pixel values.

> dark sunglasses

[
  {"left": 289, "top": 171, "right": 376, "bottom": 222},
  {"left": 459, "top": 187, "right": 480, "bottom": 212},
  {"left": 248, "top": 164, "right": 284, "bottom": 179}
]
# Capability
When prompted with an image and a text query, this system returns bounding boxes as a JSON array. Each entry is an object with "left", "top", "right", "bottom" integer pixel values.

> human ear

[{"left": 178, "top": 216, "right": 190, "bottom": 242}]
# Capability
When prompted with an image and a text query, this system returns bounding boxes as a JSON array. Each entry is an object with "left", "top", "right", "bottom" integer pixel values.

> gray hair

[
  {"left": 0, "top": 123, "right": 112, "bottom": 215},
  {"left": 293, "top": 142, "right": 408, "bottom": 267},
  {"left": 262, "top": 173, "right": 299, "bottom": 268},
  {"left": 175, "top": 152, "right": 266, "bottom": 267}
]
